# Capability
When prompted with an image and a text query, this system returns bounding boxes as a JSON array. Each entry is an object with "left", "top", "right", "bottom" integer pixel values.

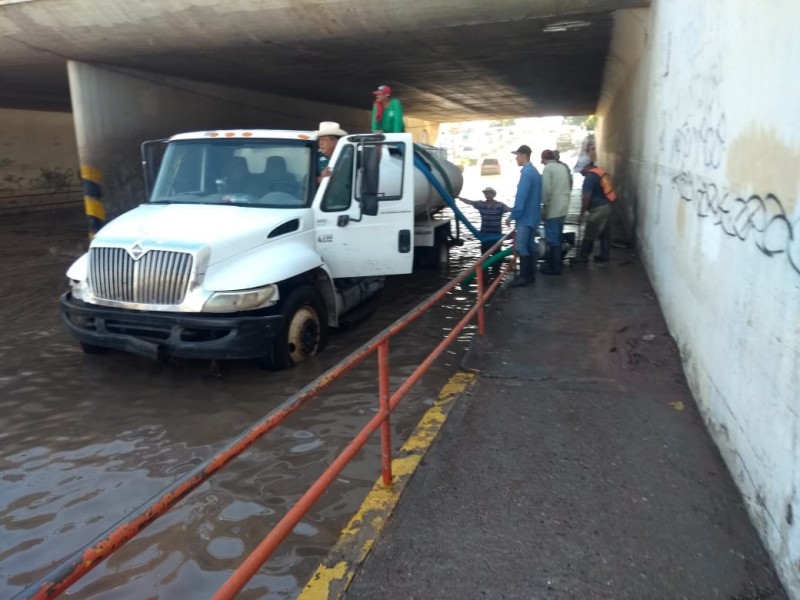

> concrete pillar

[
  {"left": 67, "top": 62, "right": 441, "bottom": 225},
  {"left": 67, "top": 61, "right": 373, "bottom": 222}
]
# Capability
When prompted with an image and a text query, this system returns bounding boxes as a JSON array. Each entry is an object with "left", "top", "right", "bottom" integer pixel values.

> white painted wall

[
  {"left": 597, "top": 2, "right": 800, "bottom": 596},
  {"left": 0, "top": 108, "right": 81, "bottom": 213}
]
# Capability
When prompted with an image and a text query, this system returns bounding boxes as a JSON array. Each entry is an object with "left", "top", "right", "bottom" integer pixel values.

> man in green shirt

[{"left": 371, "top": 85, "right": 405, "bottom": 133}]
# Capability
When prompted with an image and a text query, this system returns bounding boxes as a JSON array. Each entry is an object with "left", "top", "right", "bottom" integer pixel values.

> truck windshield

[{"left": 149, "top": 139, "right": 313, "bottom": 208}]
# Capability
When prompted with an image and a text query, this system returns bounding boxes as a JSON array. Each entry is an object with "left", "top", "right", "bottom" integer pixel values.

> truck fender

[{"left": 202, "top": 239, "right": 325, "bottom": 291}]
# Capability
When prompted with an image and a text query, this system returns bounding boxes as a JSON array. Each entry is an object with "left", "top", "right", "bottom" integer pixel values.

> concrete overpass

[
  {"left": 0, "top": 0, "right": 645, "bottom": 218},
  {"left": 1, "top": 0, "right": 644, "bottom": 118},
  {"left": 0, "top": 0, "right": 798, "bottom": 597}
]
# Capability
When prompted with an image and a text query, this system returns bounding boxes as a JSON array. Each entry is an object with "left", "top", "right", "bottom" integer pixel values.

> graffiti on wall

[
  {"left": 0, "top": 156, "right": 80, "bottom": 194},
  {"left": 667, "top": 63, "right": 727, "bottom": 170},
  {"left": 671, "top": 110, "right": 727, "bottom": 170},
  {"left": 671, "top": 171, "right": 799, "bottom": 275},
  {"left": 661, "top": 52, "right": 800, "bottom": 274}
]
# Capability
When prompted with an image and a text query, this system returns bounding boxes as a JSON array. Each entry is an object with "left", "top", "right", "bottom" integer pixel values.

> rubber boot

[
  {"left": 509, "top": 255, "right": 532, "bottom": 287},
  {"left": 549, "top": 244, "right": 562, "bottom": 275},
  {"left": 541, "top": 245, "right": 562, "bottom": 275},
  {"left": 594, "top": 240, "right": 611, "bottom": 263},
  {"left": 572, "top": 240, "right": 593, "bottom": 264}
]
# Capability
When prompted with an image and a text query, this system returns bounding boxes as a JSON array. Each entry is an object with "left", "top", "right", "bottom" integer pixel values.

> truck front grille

[{"left": 89, "top": 247, "right": 194, "bottom": 305}]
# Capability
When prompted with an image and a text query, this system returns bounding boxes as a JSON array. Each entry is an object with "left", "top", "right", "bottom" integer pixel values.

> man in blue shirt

[{"left": 505, "top": 144, "right": 542, "bottom": 287}]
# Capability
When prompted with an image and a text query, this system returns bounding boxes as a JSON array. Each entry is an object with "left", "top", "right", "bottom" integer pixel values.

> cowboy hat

[{"left": 315, "top": 121, "right": 348, "bottom": 137}]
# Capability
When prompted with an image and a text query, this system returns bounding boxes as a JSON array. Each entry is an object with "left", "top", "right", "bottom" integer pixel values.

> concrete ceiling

[{"left": 0, "top": 0, "right": 650, "bottom": 121}]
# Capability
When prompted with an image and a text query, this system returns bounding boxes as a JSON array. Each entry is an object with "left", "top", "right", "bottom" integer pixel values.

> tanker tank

[{"left": 412, "top": 144, "right": 463, "bottom": 216}]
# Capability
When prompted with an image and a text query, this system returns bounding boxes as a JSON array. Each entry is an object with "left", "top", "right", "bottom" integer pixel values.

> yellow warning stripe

[
  {"left": 80, "top": 165, "right": 103, "bottom": 183},
  {"left": 84, "top": 196, "right": 106, "bottom": 221},
  {"left": 298, "top": 371, "right": 476, "bottom": 600}
]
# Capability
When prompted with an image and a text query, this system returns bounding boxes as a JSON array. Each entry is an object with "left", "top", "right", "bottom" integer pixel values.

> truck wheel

[
  {"left": 80, "top": 342, "right": 108, "bottom": 354},
  {"left": 264, "top": 285, "right": 329, "bottom": 369}
]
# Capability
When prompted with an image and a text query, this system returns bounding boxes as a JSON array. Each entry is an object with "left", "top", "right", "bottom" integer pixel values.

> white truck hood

[{"left": 93, "top": 203, "right": 306, "bottom": 266}]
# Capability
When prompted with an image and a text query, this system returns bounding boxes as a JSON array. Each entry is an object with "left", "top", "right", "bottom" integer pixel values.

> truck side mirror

[
  {"left": 359, "top": 145, "right": 381, "bottom": 216},
  {"left": 361, "top": 195, "right": 379, "bottom": 216}
]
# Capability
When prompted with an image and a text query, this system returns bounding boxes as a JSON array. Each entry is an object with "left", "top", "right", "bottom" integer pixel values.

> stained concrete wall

[
  {"left": 68, "top": 61, "right": 437, "bottom": 218},
  {"left": 0, "top": 108, "right": 82, "bottom": 214},
  {"left": 596, "top": 3, "right": 799, "bottom": 596}
]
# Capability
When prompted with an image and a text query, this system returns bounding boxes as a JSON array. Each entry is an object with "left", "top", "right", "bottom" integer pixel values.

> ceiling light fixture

[{"left": 543, "top": 20, "right": 592, "bottom": 33}]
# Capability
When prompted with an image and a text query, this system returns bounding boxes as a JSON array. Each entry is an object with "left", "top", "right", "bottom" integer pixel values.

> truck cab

[{"left": 60, "top": 130, "right": 459, "bottom": 368}]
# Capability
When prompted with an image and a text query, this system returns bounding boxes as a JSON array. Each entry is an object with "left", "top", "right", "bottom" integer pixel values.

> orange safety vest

[{"left": 586, "top": 166, "right": 617, "bottom": 202}]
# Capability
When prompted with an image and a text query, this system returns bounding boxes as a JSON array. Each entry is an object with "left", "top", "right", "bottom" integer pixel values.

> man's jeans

[
  {"left": 515, "top": 224, "right": 537, "bottom": 257},
  {"left": 544, "top": 217, "right": 565, "bottom": 247}
]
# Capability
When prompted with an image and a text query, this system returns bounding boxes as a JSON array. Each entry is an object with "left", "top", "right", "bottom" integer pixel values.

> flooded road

[{"left": 0, "top": 166, "right": 532, "bottom": 599}]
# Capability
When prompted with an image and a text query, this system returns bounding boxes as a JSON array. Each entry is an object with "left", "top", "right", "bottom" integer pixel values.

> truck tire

[{"left": 262, "top": 285, "right": 328, "bottom": 370}]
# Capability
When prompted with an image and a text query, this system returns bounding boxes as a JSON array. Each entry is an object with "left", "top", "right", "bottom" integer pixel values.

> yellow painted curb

[{"left": 298, "top": 371, "right": 476, "bottom": 600}]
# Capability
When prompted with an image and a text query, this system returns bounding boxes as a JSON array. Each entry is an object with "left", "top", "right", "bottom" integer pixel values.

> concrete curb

[{"left": 297, "top": 371, "right": 477, "bottom": 600}]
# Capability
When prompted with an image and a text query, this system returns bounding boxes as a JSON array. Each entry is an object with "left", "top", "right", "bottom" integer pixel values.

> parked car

[{"left": 480, "top": 157, "right": 501, "bottom": 176}]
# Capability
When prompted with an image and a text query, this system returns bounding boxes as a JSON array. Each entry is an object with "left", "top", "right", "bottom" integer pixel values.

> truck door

[{"left": 313, "top": 134, "right": 415, "bottom": 278}]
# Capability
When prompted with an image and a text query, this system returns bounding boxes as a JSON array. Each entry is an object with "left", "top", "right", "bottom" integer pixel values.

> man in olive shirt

[
  {"left": 371, "top": 85, "right": 405, "bottom": 133},
  {"left": 540, "top": 149, "right": 572, "bottom": 275}
]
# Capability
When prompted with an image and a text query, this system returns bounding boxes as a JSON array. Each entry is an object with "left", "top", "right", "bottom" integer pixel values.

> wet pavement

[
  {"left": 0, "top": 205, "right": 483, "bottom": 599},
  {"left": 345, "top": 252, "right": 788, "bottom": 599}
]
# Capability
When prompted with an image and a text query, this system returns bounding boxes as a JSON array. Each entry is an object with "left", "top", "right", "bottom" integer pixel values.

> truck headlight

[{"left": 203, "top": 285, "right": 277, "bottom": 313}]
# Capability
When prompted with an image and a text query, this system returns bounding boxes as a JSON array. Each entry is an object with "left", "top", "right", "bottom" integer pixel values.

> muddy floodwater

[{"left": 0, "top": 166, "right": 518, "bottom": 599}]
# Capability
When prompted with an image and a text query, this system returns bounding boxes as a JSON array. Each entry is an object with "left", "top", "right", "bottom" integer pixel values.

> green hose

[{"left": 459, "top": 248, "right": 514, "bottom": 290}]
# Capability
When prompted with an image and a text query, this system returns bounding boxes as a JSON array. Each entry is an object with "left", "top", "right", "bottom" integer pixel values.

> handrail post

[
  {"left": 476, "top": 261, "right": 485, "bottom": 336},
  {"left": 378, "top": 340, "right": 392, "bottom": 486}
]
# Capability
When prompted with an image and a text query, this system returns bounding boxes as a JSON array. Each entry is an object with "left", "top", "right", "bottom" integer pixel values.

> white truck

[{"left": 60, "top": 130, "right": 463, "bottom": 368}]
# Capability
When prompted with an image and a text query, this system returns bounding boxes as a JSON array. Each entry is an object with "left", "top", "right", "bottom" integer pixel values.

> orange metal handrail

[{"left": 15, "top": 233, "right": 513, "bottom": 600}]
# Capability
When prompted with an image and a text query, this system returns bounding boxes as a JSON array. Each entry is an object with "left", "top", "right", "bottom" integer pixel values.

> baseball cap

[
  {"left": 511, "top": 144, "right": 532, "bottom": 155},
  {"left": 372, "top": 85, "right": 392, "bottom": 96},
  {"left": 541, "top": 149, "right": 555, "bottom": 161},
  {"left": 481, "top": 187, "right": 496, "bottom": 195}
]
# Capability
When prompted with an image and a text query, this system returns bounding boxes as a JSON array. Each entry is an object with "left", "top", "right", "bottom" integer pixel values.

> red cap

[{"left": 372, "top": 85, "right": 392, "bottom": 96}]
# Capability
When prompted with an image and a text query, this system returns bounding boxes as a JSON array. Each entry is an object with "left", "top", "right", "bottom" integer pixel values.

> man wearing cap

[
  {"left": 540, "top": 149, "right": 571, "bottom": 275},
  {"left": 574, "top": 161, "right": 613, "bottom": 263},
  {"left": 457, "top": 187, "right": 511, "bottom": 254},
  {"left": 504, "top": 144, "right": 542, "bottom": 287},
  {"left": 371, "top": 85, "right": 405, "bottom": 133},
  {"left": 552, "top": 150, "right": 573, "bottom": 188},
  {"left": 315, "top": 121, "right": 348, "bottom": 183}
]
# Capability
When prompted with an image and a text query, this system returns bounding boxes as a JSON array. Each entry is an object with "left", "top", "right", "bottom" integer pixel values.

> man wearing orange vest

[{"left": 574, "top": 161, "right": 616, "bottom": 264}]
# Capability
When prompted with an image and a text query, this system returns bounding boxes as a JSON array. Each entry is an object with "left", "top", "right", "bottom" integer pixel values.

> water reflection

[{"left": 0, "top": 201, "right": 500, "bottom": 598}]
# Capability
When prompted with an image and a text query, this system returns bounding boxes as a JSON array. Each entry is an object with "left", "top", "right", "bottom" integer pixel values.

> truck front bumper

[{"left": 60, "top": 293, "right": 283, "bottom": 361}]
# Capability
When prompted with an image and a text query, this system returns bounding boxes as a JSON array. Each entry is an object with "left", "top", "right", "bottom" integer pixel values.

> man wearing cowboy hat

[
  {"left": 315, "top": 121, "right": 348, "bottom": 182},
  {"left": 457, "top": 187, "right": 511, "bottom": 255}
]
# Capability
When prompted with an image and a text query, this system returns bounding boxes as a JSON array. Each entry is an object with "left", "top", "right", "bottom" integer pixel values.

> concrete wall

[
  {"left": 0, "top": 108, "right": 82, "bottom": 214},
  {"left": 68, "top": 61, "right": 438, "bottom": 218},
  {"left": 597, "top": 3, "right": 800, "bottom": 596}
]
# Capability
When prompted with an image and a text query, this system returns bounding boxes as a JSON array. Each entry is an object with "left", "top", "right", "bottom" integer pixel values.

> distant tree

[{"left": 562, "top": 115, "right": 596, "bottom": 131}]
